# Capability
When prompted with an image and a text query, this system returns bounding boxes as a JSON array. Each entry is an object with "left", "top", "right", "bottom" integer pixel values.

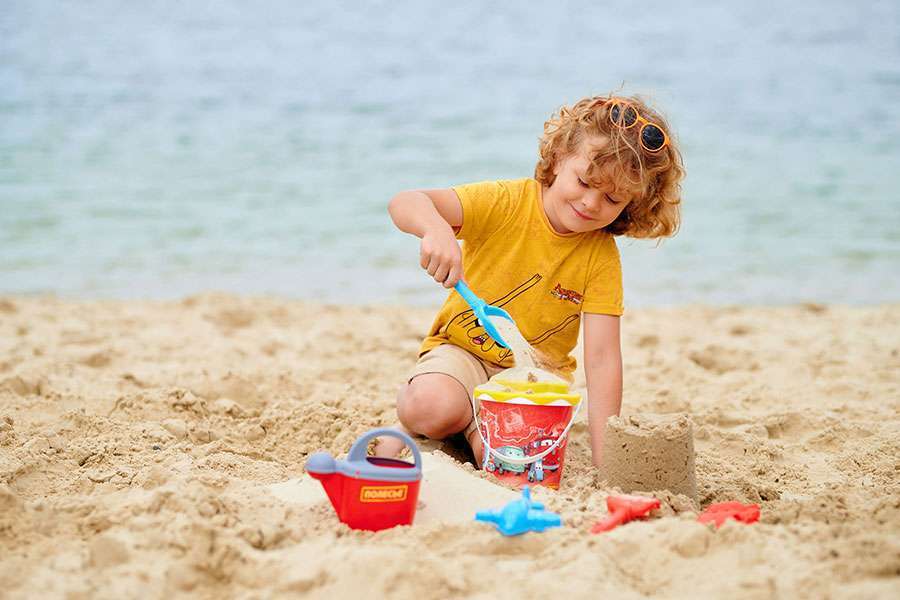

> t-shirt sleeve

[
  {"left": 451, "top": 180, "right": 515, "bottom": 242},
  {"left": 582, "top": 236, "right": 624, "bottom": 315}
]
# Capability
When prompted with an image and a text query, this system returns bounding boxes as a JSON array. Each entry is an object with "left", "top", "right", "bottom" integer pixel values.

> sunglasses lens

[
  {"left": 641, "top": 124, "right": 666, "bottom": 151},
  {"left": 609, "top": 102, "right": 637, "bottom": 129},
  {"left": 610, "top": 103, "right": 637, "bottom": 127}
]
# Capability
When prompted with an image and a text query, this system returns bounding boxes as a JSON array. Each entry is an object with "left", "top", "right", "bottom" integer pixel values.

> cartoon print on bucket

[{"left": 473, "top": 369, "right": 582, "bottom": 489}]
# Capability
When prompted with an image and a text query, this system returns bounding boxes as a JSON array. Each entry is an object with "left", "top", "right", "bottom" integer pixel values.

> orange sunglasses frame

[{"left": 592, "top": 97, "right": 669, "bottom": 153}]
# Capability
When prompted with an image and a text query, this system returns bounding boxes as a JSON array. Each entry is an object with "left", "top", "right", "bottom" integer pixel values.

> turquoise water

[{"left": 2, "top": 1, "right": 899, "bottom": 306}]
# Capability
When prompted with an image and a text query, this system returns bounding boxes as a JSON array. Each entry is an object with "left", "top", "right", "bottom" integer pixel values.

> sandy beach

[{"left": 1, "top": 294, "right": 898, "bottom": 598}]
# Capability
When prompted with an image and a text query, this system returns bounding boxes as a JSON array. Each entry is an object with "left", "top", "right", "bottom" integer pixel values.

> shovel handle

[{"left": 454, "top": 280, "right": 484, "bottom": 310}]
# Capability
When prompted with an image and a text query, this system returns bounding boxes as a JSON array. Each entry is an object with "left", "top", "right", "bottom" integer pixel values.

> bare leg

[
  {"left": 371, "top": 424, "right": 416, "bottom": 458},
  {"left": 372, "top": 385, "right": 414, "bottom": 458},
  {"left": 465, "top": 426, "right": 484, "bottom": 465},
  {"left": 373, "top": 373, "right": 475, "bottom": 460}
]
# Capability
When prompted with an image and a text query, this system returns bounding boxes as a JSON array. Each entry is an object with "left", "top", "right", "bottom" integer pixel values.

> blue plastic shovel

[{"left": 454, "top": 280, "right": 514, "bottom": 348}]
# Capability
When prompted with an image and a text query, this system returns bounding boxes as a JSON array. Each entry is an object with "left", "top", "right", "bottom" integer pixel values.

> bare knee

[{"left": 397, "top": 376, "right": 470, "bottom": 440}]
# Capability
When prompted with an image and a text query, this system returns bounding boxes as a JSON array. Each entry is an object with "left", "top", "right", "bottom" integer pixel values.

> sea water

[{"left": 2, "top": 1, "right": 899, "bottom": 305}]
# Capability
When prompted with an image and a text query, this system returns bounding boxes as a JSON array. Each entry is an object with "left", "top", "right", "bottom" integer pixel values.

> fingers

[
  {"left": 445, "top": 262, "right": 462, "bottom": 288},
  {"left": 420, "top": 236, "right": 462, "bottom": 287},
  {"left": 433, "top": 262, "right": 451, "bottom": 286},
  {"left": 425, "top": 254, "right": 441, "bottom": 278},
  {"left": 422, "top": 253, "right": 461, "bottom": 287}
]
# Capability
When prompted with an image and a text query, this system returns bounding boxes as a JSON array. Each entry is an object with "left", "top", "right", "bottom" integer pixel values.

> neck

[{"left": 541, "top": 184, "right": 570, "bottom": 235}]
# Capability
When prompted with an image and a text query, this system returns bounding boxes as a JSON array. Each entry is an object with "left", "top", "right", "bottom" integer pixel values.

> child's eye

[
  {"left": 578, "top": 178, "right": 588, "bottom": 187},
  {"left": 605, "top": 193, "right": 621, "bottom": 204}
]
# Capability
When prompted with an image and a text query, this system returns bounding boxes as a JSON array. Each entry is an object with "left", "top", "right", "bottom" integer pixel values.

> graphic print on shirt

[
  {"left": 442, "top": 274, "right": 581, "bottom": 364},
  {"left": 550, "top": 283, "right": 583, "bottom": 306}
]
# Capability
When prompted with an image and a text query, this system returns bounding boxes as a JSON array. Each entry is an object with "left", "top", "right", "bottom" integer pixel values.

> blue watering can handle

[
  {"left": 346, "top": 427, "right": 422, "bottom": 471},
  {"left": 454, "top": 280, "right": 484, "bottom": 310}
]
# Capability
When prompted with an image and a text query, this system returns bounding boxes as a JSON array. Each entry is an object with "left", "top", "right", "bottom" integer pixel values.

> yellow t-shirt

[{"left": 419, "top": 178, "right": 624, "bottom": 377}]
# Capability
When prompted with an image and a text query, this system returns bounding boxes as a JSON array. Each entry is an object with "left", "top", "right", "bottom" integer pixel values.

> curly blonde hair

[{"left": 535, "top": 94, "right": 685, "bottom": 238}]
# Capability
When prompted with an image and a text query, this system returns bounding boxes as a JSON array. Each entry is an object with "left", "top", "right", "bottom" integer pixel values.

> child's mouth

[{"left": 571, "top": 205, "right": 597, "bottom": 221}]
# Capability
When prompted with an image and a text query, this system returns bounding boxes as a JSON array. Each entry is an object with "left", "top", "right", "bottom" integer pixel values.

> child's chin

[
  {"left": 579, "top": 220, "right": 608, "bottom": 232},
  {"left": 569, "top": 221, "right": 596, "bottom": 233}
]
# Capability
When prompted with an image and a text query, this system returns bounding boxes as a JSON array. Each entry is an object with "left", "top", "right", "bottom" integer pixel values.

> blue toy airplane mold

[{"left": 474, "top": 486, "right": 562, "bottom": 536}]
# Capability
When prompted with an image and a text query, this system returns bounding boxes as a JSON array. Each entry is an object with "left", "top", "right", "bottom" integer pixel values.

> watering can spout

[{"left": 305, "top": 452, "right": 343, "bottom": 512}]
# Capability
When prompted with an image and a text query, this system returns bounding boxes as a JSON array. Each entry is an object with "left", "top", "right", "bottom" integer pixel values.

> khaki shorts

[{"left": 408, "top": 343, "right": 505, "bottom": 437}]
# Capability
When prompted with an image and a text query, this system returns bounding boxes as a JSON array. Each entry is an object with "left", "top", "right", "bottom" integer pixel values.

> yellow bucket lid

[
  {"left": 473, "top": 385, "right": 581, "bottom": 407},
  {"left": 491, "top": 378, "right": 570, "bottom": 395}
]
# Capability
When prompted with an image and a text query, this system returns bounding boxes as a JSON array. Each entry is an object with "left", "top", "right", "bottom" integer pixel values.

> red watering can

[{"left": 305, "top": 428, "right": 422, "bottom": 532}]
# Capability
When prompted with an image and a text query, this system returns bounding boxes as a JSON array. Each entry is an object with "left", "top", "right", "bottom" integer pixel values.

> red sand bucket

[
  {"left": 305, "top": 428, "right": 422, "bottom": 531},
  {"left": 473, "top": 379, "right": 582, "bottom": 489}
]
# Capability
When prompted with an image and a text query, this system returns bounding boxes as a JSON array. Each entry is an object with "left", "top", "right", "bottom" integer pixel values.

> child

[{"left": 376, "top": 94, "right": 684, "bottom": 467}]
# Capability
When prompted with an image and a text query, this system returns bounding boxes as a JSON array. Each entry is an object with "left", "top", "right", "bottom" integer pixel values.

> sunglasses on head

[{"left": 595, "top": 98, "right": 669, "bottom": 153}]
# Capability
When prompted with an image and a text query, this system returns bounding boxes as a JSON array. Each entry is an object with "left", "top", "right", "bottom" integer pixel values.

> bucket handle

[
  {"left": 470, "top": 393, "right": 583, "bottom": 466},
  {"left": 347, "top": 427, "right": 422, "bottom": 472}
]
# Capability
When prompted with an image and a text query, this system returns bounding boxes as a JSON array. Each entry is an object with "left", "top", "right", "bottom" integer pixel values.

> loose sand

[{"left": 0, "top": 295, "right": 898, "bottom": 598}]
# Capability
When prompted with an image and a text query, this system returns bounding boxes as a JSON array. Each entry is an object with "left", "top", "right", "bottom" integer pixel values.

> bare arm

[
  {"left": 388, "top": 189, "right": 465, "bottom": 288},
  {"left": 582, "top": 312, "right": 624, "bottom": 468}
]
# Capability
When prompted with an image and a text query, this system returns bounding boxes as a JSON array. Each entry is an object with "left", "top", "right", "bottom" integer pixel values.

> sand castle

[{"left": 599, "top": 413, "right": 698, "bottom": 503}]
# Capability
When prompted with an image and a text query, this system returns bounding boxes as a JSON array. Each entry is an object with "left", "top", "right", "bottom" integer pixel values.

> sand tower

[{"left": 599, "top": 413, "right": 697, "bottom": 502}]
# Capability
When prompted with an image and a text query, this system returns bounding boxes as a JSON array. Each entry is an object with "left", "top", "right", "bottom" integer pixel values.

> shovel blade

[{"left": 481, "top": 306, "right": 513, "bottom": 348}]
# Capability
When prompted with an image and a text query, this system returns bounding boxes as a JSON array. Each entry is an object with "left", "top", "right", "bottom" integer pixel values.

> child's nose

[{"left": 584, "top": 190, "right": 604, "bottom": 209}]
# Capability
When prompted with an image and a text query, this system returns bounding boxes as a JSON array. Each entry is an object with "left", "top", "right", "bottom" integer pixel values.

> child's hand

[{"left": 420, "top": 227, "right": 462, "bottom": 288}]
